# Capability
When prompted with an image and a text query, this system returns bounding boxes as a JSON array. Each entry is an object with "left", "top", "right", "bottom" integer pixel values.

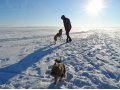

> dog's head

[
  {"left": 55, "top": 59, "right": 61, "bottom": 63},
  {"left": 59, "top": 29, "right": 62, "bottom": 33},
  {"left": 51, "top": 59, "right": 65, "bottom": 77},
  {"left": 51, "top": 62, "right": 61, "bottom": 76}
]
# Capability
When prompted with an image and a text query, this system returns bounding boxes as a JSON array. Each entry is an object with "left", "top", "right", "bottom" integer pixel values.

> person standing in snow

[{"left": 61, "top": 15, "right": 72, "bottom": 43}]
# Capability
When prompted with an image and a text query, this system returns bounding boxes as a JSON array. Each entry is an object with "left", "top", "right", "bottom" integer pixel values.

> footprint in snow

[
  {"left": 45, "top": 57, "right": 51, "bottom": 62},
  {"left": 109, "top": 63, "right": 114, "bottom": 66},
  {"left": 66, "top": 72, "right": 73, "bottom": 82},
  {"left": 87, "top": 52, "right": 95, "bottom": 57},
  {"left": 116, "top": 66, "right": 120, "bottom": 68},
  {"left": 36, "top": 68, "right": 41, "bottom": 75},
  {"left": 114, "top": 59, "right": 119, "bottom": 61},
  {"left": 45, "top": 69, "right": 51, "bottom": 75}
]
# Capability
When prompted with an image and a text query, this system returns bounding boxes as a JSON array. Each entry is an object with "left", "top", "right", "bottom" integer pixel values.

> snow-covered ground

[{"left": 0, "top": 27, "right": 120, "bottom": 89}]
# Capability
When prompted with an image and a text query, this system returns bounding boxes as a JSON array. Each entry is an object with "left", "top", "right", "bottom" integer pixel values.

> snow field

[{"left": 0, "top": 28, "right": 120, "bottom": 88}]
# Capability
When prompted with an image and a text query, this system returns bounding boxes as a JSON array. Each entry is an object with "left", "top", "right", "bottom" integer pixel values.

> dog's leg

[
  {"left": 54, "top": 76, "right": 58, "bottom": 85},
  {"left": 59, "top": 76, "right": 63, "bottom": 81},
  {"left": 54, "top": 35, "right": 57, "bottom": 44},
  {"left": 63, "top": 65, "right": 66, "bottom": 78}
]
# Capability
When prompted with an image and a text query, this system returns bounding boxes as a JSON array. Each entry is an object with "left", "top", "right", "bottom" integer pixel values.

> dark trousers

[{"left": 66, "top": 30, "right": 72, "bottom": 42}]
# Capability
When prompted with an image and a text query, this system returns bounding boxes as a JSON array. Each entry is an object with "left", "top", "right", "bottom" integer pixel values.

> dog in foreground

[
  {"left": 54, "top": 29, "right": 62, "bottom": 44},
  {"left": 51, "top": 59, "right": 66, "bottom": 85}
]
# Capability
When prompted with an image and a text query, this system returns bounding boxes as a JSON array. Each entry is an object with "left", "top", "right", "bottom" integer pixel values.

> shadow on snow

[{"left": 0, "top": 43, "right": 66, "bottom": 84}]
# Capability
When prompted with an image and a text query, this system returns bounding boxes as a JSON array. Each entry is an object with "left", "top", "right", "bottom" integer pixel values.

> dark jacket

[{"left": 63, "top": 18, "right": 72, "bottom": 32}]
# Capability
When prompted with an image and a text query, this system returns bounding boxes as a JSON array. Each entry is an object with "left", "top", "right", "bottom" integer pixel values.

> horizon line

[{"left": 0, "top": 26, "right": 120, "bottom": 28}]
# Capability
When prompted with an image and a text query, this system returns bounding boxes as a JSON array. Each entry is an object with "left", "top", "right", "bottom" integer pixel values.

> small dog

[
  {"left": 54, "top": 29, "right": 62, "bottom": 44},
  {"left": 51, "top": 59, "right": 66, "bottom": 85}
]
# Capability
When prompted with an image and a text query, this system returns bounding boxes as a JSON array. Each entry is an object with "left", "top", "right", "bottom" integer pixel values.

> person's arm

[
  {"left": 67, "top": 19, "right": 72, "bottom": 29},
  {"left": 69, "top": 19, "right": 72, "bottom": 29}
]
